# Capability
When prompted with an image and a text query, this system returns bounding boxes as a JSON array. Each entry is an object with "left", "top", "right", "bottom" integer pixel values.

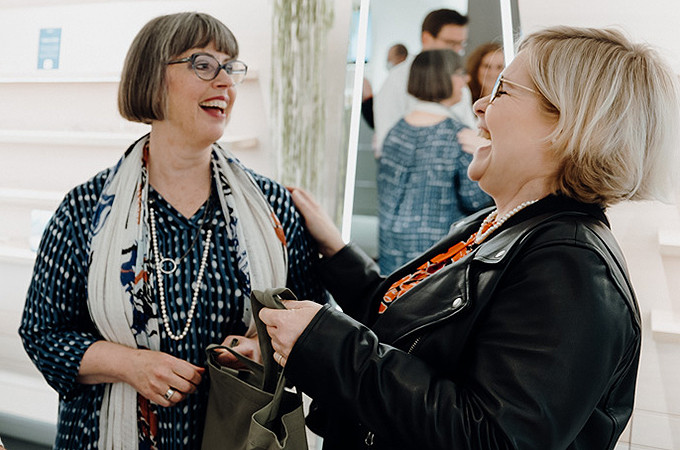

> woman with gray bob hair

[
  {"left": 21, "top": 11, "right": 327, "bottom": 449},
  {"left": 254, "top": 26, "right": 679, "bottom": 449}
]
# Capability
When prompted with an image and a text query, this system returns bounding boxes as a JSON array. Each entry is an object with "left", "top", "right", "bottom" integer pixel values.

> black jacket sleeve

[{"left": 285, "top": 242, "right": 639, "bottom": 449}]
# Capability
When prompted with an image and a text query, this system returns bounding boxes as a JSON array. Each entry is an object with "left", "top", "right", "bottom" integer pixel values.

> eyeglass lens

[
  {"left": 192, "top": 54, "right": 247, "bottom": 83},
  {"left": 490, "top": 75, "right": 503, "bottom": 102}
]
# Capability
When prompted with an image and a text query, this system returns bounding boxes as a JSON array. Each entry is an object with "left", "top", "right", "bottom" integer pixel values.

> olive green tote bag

[{"left": 202, "top": 288, "right": 308, "bottom": 450}]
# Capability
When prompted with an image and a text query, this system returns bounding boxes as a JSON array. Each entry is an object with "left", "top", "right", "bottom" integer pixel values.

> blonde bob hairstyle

[
  {"left": 118, "top": 12, "right": 238, "bottom": 124},
  {"left": 520, "top": 26, "right": 680, "bottom": 206}
]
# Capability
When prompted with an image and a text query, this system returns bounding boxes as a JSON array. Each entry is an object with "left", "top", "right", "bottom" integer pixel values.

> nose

[
  {"left": 473, "top": 95, "right": 489, "bottom": 120},
  {"left": 213, "top": 66, "right": 236, "bottom": 88}
]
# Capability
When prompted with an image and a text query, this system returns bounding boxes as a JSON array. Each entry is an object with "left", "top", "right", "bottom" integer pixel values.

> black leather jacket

[{"left": 285, "top": 196, "right": 641, "bottom": 450}]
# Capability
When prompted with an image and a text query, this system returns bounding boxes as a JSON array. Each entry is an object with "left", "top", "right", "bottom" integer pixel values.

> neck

[
  {"left": 404, "top": 110, "right": 448, "bottom": 127},
  {"left": 147, "top": 130, "right": 213, "bottom": 218},
  {"left": 405, "top": 100, "right": 453, "bottom": 126},
  {"left": 491, "top": 182, "right": 554, "bottom": 217}
]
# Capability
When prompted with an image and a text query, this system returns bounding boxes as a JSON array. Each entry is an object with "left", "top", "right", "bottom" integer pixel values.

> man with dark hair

[
  {"left": 373, "top": 9, "right": 475, "bottom": 157},
  {"left": 421, "top": 9, "right": 468, "bottom": 52}
]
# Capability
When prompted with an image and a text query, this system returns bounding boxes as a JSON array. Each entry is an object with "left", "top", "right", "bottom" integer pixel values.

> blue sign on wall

[{"left": 38, "top": 28, "right": 61, "bottom": 70}]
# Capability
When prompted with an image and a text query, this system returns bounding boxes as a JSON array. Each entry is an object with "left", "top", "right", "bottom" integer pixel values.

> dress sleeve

[
  {"left": 255, "top": 176, "right": 329, "bottom": 304},
  {"left": 19, "top": 190, "right": 102, "bottom": 399}
]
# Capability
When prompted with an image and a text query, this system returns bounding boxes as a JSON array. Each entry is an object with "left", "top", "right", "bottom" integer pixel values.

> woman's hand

[
  {"left": 123, "top": 349, "right": 204, "bottom": 407},
  {"left": 77, "top": 341, "right": 204, "bottom": 408},
  {"left": 214, "top": 334, "right": 262, "bottom": 367},
  {"left": 258, "top": 300, "right": 323, "bottom": 367},
  {"left": 457, "top": 128, "right": 490, "bottom": 155},
  {"left": 288, "top": 187, "right": 345, "bottom": 258}
]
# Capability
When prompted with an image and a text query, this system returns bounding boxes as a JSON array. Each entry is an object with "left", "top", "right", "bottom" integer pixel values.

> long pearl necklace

[
  {"left": 149, "top": 207, "right": 212, "bottom": 341},
  {"left": 474, "top": 199, "right": 539, "bottom": 245},
  {"left": 154, "top": 199, "right": 212, "bottom": 275}
]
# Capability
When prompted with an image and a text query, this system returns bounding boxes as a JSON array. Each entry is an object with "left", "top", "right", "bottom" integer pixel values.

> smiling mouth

[{"left": 199, "top": 99, "right": 227, "bottom": 114}]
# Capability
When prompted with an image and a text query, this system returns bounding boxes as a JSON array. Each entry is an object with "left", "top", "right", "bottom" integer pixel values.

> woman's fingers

[
  {"left": 287, "top": 187, "right": 345, "bottom": 257},
  {"left": 259, "top": 302, "right": 323, "bottom": 362},
  {"left": 457, "top": 128, "right": 490, "bottom": 155},
  {"left": 216, "top": 334, "right": 262, "bottom": 366},
  {"left": 128, "top": 350, "right": 205, "bottom": 407}
]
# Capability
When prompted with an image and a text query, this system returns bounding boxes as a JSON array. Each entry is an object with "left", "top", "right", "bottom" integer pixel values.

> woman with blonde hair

[{"left": 258, "top": 26, "right": 679, "bottom": 449}]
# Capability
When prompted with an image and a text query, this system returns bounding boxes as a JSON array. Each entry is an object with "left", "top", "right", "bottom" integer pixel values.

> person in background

[
  {"left": 373, "top": 9, "right": 475, "bottom": 157},
  {"left": 386, "top": 43, "right": 408, "bottom": 69},
  {"left": 457, "top": 42, "right": 505, "bottom": 155},
  {"left": 19, "top": 12, "right": 325, "bottom": 449},
  {"left": 377, "top": 49, "right": 491, "bottom": 274},
  {"left": 362, "top": 43, "right": 410, "bottom": 131},
  {"left": 258, "top": 25, "right": 679, "bottom": 449},
  {"left": 466, "top": 41, "right": 504, "bottom": 104},
  {"left": 361, "top": 77, "right": 375, "bottom": 129}
]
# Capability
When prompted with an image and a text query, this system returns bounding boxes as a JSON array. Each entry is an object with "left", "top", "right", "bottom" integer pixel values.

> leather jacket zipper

[
  {"left": 364, "top": 431, "right": 374, "bottom": 447},
  {"left": 408, "top": 336, "right": 422, "bottom": 354},
  {"left": 363, "top": 336, "right": 422, "bottom": 447}
]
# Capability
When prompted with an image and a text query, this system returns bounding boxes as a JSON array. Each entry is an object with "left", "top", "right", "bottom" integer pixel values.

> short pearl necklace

[
  {"left": 149, "top": 207, "right": 212, "bottom": 341},
  {"left": 474, "top": 199, "right": 539, "bottom": 245}
]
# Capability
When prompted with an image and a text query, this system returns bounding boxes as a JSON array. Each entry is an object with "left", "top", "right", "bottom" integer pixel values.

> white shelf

[
  {"left": 658, "top": 228, "right": 680, "bottom": 257},
  {"left": 0, "top": 69, "right": 259, "bottom": 85},
  {"left": 0, "top": 246, "right": 35, "bottom": 265},
  {"left": 651, "top": 309, "right": 680, "bottom": 342},
  {"left": 0, "top": 370, "right": 57, "bottom": 445},
  {"left": 0, "top": 129, "right": 259, "bottom": 150}
]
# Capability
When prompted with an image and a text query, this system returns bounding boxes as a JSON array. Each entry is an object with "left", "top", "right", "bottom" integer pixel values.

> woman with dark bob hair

[
  {"left": 378, "top": 49, "right": 490, "bottom": 274},
  {"left": 20, "top": 12, "right": 326, "bottom": 449},
  {"left": 259, "top": 26, "right": 679, "bottom": 449}
]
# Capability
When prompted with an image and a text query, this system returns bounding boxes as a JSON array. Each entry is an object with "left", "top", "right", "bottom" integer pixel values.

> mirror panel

[{"left": 343, "top": 0, "right": 517, "bottom": 257}]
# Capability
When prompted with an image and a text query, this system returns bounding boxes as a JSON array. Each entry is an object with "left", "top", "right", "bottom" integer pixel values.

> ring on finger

[
  {"left": 276, "top": 353, "right": 284, "bottom": 365},
  {"left": 164, "top": 387, "right": 176, "bottom": 400}
]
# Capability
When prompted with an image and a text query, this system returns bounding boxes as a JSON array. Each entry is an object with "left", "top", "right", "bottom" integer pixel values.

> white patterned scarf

[{"left": 87, "top": 135, "right": 288, "bottom": 449}]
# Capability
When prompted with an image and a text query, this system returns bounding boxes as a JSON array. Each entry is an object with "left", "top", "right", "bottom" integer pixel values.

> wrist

[{"left": 318, "top": 238, "right": 346, "bottom": 259}]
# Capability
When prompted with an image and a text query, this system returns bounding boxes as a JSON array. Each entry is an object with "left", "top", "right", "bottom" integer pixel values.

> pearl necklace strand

[
  {"left": 474, "top": 199, "right": 539, "bottom": 245},
  {"left": 149, "top": 207, "right": 212, "bottom": 341}
]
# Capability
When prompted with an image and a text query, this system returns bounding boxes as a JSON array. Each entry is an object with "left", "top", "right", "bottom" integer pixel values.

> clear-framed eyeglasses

[
  {"left": 489, "top": 74, "right": 537, "bottom": 104},
  {"left": 167, "top": 52, "right": 248, "bottom": 84}
]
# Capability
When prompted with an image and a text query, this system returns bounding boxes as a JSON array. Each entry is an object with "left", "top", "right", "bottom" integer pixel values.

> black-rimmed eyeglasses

[
  {"left": 167, "top": 53, "right": 248, "bottom": 84},
  {"left": 489, "top": 75, "right": 537, "bottom": 103}
]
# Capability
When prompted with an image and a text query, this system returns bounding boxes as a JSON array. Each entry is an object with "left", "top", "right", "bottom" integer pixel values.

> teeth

[
  {"left": 478, "top": 129, "right": 491, "bottom": 140},
  {"left": 199, "top": 99, "right": 227, "bottom": 110}
]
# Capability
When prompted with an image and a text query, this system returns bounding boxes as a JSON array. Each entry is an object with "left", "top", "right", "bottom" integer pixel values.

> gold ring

[{"left": 164, "top": 388, "right": 176, "bottom": 400}]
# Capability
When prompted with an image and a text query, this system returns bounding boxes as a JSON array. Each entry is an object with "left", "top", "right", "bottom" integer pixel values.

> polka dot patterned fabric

[{"left": 19, "top": 165, "right": 327, "bottom": 449}]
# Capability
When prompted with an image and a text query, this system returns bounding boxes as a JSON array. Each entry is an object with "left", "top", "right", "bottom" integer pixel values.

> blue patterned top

[
  {"left": 19, "top": 161, "right": 327, "bottom": 449},
  {"left": 378, "top": 118, "right": 492, "bottom": 274}
]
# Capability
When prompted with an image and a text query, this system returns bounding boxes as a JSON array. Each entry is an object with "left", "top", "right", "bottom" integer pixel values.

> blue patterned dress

[
  {"left": 19, "top": 159, "right": 327, "bottom": 449},
  {"left": 378, "top": 118, "right": 492, "bottom": 274}
]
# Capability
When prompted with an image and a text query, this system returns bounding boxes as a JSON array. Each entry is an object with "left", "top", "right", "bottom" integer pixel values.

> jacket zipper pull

[{"left": 365, "top": 431, "right": 374, "bottom": 447}]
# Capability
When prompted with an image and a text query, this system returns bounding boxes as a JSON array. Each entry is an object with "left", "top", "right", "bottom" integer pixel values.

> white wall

[
  {"left": 366, "top": 0, "right": 467, "bottom": 93},
  {"left": 0, "top": 0, "right": 277, "bottom": 173},
  {"left": 518, "top": 2, "right": 680, "bottom": 448},
  {"left": 518, "top": 0, "right": 680, "bottom": 71}
]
